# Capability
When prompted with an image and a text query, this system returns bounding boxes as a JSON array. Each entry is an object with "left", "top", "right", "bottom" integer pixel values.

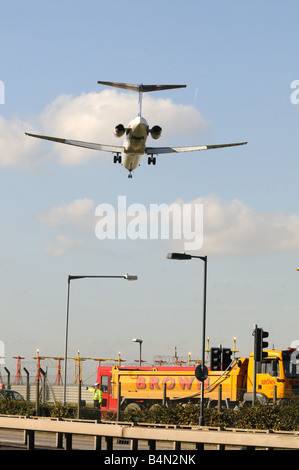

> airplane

[{"left": 25, "top": 81, "right": 247, "bottom": 178}]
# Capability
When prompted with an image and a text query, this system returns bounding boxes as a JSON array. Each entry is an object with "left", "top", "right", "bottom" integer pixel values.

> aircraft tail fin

[{"left": 97, "top": 81, "right": 186, "bottom": 93}]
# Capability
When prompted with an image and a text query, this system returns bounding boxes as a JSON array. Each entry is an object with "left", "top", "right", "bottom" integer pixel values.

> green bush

[
  {"left": 233, "top": 402, "right": 299, "bottom": 431},
  {"left": 47, "top": 402, "right": 77, "bottom": 419},
  {"left": 0, "top": 400, "right": 78, "bottom": 419},
  {"left": 2, "top": 399, "right": 299, "bottom": 431},
  {"left": 0, "top": 399, "right": 35, "bottom": 416},
  {"left": 119, "top": 401, "right": 299, "bottom": 431}
]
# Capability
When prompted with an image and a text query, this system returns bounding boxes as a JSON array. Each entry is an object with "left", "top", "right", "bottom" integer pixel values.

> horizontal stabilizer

[{"left": 98, "top": 81, "right": 186, "bottom": 93}]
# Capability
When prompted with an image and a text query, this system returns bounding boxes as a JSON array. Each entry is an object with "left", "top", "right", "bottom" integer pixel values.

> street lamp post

[
  {"left": 167, "top": 252, "right": 207, "bottom": 426},
  {"left": 63, "top": 274, "right": 138, "bottom": 405},
  {"left": 132, "top": 338, "right": 143, "bottom": 366}
]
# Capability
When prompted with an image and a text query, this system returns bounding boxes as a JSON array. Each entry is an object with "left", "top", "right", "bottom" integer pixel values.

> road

[
  {"left": 0, "top": 429, "right": 94, "bottom": 450},
  {"left": 0, "top": 429, "right": 202, "bottom": 451}
]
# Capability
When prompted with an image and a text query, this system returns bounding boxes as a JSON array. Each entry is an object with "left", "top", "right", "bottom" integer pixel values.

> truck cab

[
  {"left": 96, "top": 366, "right": 117, "bottom": 413},
  {"left": 245, "top": 349, "right": 299, "bottom": 403}
]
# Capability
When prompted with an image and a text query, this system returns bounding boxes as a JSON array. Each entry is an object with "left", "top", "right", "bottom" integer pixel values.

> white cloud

[
  {"left": 0, "top": 116, "right": 42, "bottom": 168},
  {"left": 46, "top": 235, "right": 86, "bottom": 257},
  {"left": 38, "top": 194, "right": 299, "bottom": 257},
  {"left": 0, "top": 89, "right": 208, "bottom": 168},
  {"left": 38, "top": 198, "right": 95, "bottom": 256},
  {"left": 142, "top": 96, "right": 208, "bottom": 137},
  {"left": 38, "top": 198, "right": 95, "bottom": 229},
  {"left": 197, "top": 194, "right": 299, "bottom": 256},
  {"left": 39, "top": 90, "right": 208, "bottom": 165}
]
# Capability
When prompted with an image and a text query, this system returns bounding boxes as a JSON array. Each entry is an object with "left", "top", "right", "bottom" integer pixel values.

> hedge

[
  {"left": 120, "top": 402, "right": 299, "bottom": 431},
  {"left": 1, "top": 400, "right": 299, "bottom": 431}
]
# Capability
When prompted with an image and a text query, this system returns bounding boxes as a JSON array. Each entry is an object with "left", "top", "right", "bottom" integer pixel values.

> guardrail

[{"left": 0, "top": 416, "right": 299, "bottom": 450}]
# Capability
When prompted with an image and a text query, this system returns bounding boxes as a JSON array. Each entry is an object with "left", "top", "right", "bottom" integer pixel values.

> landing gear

[
  {"left": 128, "top": 171, "right": 133, "bottom": 179},
  {"left": 113, "top": 153, "right": 122, "bottom": 164},
  {"left": 148, "top": 155, "right": 156, "bottom": 165}
]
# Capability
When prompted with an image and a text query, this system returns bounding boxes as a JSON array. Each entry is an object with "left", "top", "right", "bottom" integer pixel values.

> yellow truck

[{"left": 104, "top": 348, "right": 299, "bottom": 410}]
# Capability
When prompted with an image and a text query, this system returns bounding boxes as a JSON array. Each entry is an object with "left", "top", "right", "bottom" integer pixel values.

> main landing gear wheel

[
  {"left": 113, "top": 154, "right": 122, "bottom": 164},
  {"left": 148, "top": 155, "right": 156, "bottom": 165}
]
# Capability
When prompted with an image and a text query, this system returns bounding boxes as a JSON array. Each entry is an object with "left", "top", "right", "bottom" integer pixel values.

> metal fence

[{"left": 11, "top": 384, "right": 94, "bottom": 405}]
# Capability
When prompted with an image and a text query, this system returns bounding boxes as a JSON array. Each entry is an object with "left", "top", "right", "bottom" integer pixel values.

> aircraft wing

[
  {"left": 25, "top": 132, "right": 124, "bottom": 153},
  {"left": 146, "top": 142, "right": 248, "bottom": 155}
]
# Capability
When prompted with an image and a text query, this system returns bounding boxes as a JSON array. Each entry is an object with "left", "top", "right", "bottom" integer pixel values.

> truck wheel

[
  {"left": 124, "top": 403, "right": 141, "bottom": 412},
  {"left": 149, "top": 403, "right": 161, "bottom": 411}
]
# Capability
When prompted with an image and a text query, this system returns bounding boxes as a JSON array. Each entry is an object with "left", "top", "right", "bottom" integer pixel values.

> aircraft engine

[
  {"left": 114, "top": 124, "right": 126, "bottom": 137},
  {"left": 150, "top": 125, "right": 162, "bottom": 140}
]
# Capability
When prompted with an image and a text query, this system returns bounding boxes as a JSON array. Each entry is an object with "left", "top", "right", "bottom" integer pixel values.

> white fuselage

[{"left": 123, "top": 116, "right": 149, "bottom": 171}]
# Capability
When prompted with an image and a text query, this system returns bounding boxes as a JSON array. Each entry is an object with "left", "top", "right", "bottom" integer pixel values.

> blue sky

[{"left": 1, "top": 1, "right": 299, "bottom": 381}]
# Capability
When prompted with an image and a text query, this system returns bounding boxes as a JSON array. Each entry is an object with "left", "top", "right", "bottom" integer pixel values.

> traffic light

[
  {"left": 222, "top": 348, "right": 233, "bottom": 370},
  {"left": 254, "top": 327, "right": 269, "bottom": 362},
  {"left": 261, "top": 329, "right": 269, "bottom": 359},
  {"left": 210, "top": 347, "right": 221, "bottom": 371}
]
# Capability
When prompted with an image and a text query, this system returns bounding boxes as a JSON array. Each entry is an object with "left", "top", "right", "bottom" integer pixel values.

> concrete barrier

[{"left": 0, "top": 416, "right": 299, "bottom": 450}]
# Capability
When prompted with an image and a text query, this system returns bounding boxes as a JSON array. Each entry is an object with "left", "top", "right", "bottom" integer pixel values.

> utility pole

[{"left": 253, "top": 325, "right": 257, "bottom": 405}]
